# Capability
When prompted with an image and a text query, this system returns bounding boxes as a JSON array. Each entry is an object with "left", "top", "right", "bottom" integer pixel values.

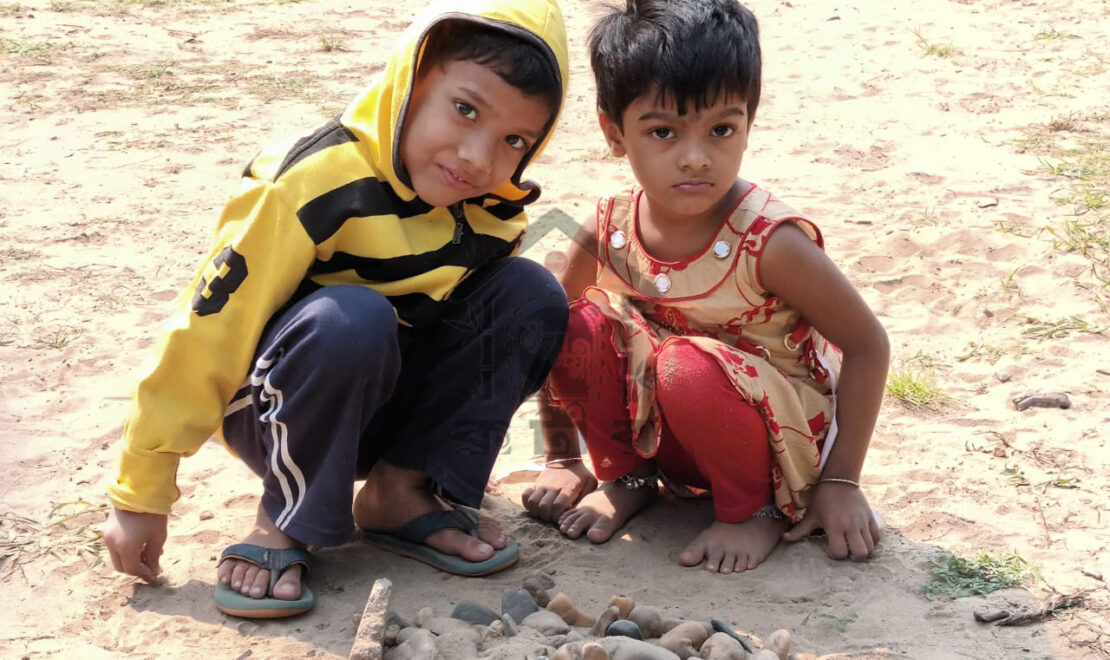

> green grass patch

[
  {"left": 922, "top": 551, "right": 1039, "bottom": 600},
  {"left": 1017, "top": 314, "right": 1104, "bottom": 340},
  {"left": 912, "top": 27, "right": 961, "bottom": 58},
  {"left": 1034, "top": 26, "right": 1078, "bottom": 41},
  {"left": 1, "top": 501, "right": 106, "bottom": 577},
  {"left": 886, "top": 363, "right": 946, "bottom": 407}
]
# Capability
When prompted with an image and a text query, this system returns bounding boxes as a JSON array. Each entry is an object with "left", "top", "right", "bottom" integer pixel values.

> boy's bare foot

[
  {"left": 678, "top": 516, "right": 790, "bottom": 574},
  {"left": 216, "top": 503, "right": 305, "bottom": 600},
  {"left": 556, "top": 481, "right": 656, "bottom": 543},
  {"left": 353, "top": 461, "right": 506, "bottom": 563}
]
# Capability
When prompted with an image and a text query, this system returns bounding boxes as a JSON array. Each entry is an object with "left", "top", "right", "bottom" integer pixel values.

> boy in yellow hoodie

[{"left": 101, "top": 0, "right": 569, "bottom": 618}]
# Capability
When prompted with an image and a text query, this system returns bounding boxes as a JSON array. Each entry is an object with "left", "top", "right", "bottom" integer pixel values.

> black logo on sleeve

[{"left": 191, "top": 246, "right": 248, "bottom": 316}]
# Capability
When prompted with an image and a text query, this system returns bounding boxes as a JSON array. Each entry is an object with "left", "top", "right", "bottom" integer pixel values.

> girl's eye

[
  {"left": 455, "top": 101, "right": 477, "bottom": 120},
  {"left": 506, "top": 135, "right": 529, "bottom": 151},
  {"left": 712, "top": 125, "right": 735, "bottom": 137},
  {"left": 650, "top": 127, "right": 675, "bottom": 139}
]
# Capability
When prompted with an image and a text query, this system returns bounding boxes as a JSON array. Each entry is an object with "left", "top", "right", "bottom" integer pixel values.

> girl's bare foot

[
  {"left": 216, "top": 503, "right": 304, "bottom": 600},
  {"left": 353, "top": 461, "right": 506, "bottom": 563},
  {"left": 678, "top": 516, "right": 790, "bottom": 573},
  {"left": 557, "top": 481, "right": 657, "bottom": 543}
]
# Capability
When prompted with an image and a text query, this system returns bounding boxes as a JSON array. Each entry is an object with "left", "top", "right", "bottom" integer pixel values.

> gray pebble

[
  {"left": 451, "top": 600, "right": 500, "bottom": 626},
  {"left": 503, "top": 586, "right": 540, "bottom": 624},
  {"left": 606, "top": 619, "right": 643, "bottom": 640},
  {"left": 501, "top": 613, "right": 519, "bottom": 637}
]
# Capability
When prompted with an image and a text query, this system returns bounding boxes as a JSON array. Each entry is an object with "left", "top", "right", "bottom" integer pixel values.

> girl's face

[{"left": 600, "top": 88, "right": 753, "bottom": 227}]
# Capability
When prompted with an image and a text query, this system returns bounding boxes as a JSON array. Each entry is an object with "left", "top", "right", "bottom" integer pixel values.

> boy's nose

[{"left": 457, "top": 135, "right": 494, "bottom": 176}]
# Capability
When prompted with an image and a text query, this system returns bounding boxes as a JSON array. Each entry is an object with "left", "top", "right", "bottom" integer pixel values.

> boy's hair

[
  {"left": 589, "top": 0, "right": 761, "bottom": 129},
  {"left": 419, "top": 20, "right": 562, "bottom": 117}
]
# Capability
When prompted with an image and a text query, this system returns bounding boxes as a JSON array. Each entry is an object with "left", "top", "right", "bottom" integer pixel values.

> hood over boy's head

[
  {"left": 589, "top": 0, "right": 761, "bottom": 130},
  {"left": 341, "top": 0, "right": 569, "bottom": 206}
]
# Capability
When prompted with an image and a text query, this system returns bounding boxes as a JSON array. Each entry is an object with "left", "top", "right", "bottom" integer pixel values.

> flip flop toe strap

[
  {"left": 219, "top": 543, "right": 311, "bottom": 598},
  {"left": 393, "top": 507, "right": 480, "bottom": 544}
]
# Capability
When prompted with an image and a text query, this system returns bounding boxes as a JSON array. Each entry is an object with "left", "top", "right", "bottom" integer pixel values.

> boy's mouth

[{"left": 440, "top": 165, "right": 474, "bottom": 192}]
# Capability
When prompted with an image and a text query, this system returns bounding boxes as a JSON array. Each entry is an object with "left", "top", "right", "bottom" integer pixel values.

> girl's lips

[{"left": 674, "top": 181, "right": 712, "bottom": 191}]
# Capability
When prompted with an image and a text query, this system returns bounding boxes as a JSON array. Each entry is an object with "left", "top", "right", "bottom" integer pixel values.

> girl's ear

[{"left": 598, "top": 112, "right": 627, "bottom": 158}]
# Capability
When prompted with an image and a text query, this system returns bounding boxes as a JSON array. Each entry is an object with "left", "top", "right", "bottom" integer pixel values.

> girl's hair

[
  {"left": 589, "top": 0, "right": 761, "bottom": 129},
  {"left": 419, "top": 19, "right": 562, "bottom": 117}
]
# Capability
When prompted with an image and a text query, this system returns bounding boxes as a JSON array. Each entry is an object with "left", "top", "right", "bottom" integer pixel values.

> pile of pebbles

[{"left": 374, "top": 573, "right": 811, "bottom": 660}]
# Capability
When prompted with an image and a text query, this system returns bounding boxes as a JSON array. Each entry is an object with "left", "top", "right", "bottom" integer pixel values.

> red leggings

[{"left": 547, "top": 302, "right": 774, "bottom": 522}]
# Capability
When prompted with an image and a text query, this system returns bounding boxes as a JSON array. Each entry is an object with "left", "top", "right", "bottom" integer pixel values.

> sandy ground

[{"left": 1, "top": 0, "right": 1109, "bottom": 657}]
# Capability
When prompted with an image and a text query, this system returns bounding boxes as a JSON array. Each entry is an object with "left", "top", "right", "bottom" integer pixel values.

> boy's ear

[{"left": 598, "top": 112, "right": 626, "bottom": 158}]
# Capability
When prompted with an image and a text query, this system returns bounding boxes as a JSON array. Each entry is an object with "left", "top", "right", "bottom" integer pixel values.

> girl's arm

[
  {"left": 758, "top": 222, "right": 890, "bottom": 561},
  {"left": 522, "top": 214, "right": 601, "bottom": 521}
]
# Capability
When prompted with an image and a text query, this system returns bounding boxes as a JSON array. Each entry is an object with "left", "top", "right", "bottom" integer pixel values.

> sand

[{"left": 1, "top": 0, "right": 1108, "bottom": 657}]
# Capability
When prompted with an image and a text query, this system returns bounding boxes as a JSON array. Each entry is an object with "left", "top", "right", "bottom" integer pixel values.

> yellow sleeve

[{"left": 108, "top": 178, "right": 316, "bottom": 514}]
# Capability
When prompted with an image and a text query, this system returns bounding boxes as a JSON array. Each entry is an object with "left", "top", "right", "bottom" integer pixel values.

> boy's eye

[
  {"left": 712, "top": 125, "right": 735, "bottom": 137},
  {"left": 455, "top": 101, "right": 477, "bottom": 120},
  {"left": 506, "top": 135, "right": 529, "bottom": 151},
  {"left": 650, "top": 127, "right": 675, "bottom": 139}
]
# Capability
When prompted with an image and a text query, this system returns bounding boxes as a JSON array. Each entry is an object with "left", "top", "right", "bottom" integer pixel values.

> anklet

[
  {"left": 751, "top": 504, "right": 785, "bottom": 520},
  {"left": 819, "top": 477, "right": 860, "bottom": 488},
  {"left": 544, "top": 457, "right": 583, "bottom": 467},
  {"left": 615, "top": 471, "right": 659, "bottom": 490}
]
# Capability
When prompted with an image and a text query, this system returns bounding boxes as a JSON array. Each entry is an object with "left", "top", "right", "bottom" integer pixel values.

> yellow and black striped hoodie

[{"left": 108, "top": 0, "right": 569, "bottom": 514}]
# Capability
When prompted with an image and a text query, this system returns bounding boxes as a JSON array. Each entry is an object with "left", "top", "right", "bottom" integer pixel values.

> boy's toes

[
  {"left": 245, "top": 568, "right": 270, "bottom": 598},
  {"left": 476, "top": 515, "right": 507, "bottom": 549},
  {"left": 271, "top": 565, "right": 303, "bottom": 600}
]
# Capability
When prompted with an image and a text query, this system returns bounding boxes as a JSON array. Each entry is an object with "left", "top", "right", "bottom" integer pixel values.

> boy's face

[
  {"left": 400, "top": 58, "right": 553, "bottom": 207},
  {"left": 600, "top": 89, "right": 754, "bottom": 224}
]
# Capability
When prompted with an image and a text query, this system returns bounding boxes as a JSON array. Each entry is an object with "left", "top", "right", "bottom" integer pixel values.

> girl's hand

[
  {"left": 521, "top": 462, "right": 598, "bottom": 522},
  {"left": 782, "top": 481, "right": 881, "bottom": 561}
]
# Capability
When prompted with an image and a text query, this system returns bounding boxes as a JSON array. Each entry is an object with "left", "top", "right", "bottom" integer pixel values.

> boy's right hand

[
  {"left": 102, "top": 506, "right": 168, "bottom": 582},
  {"left": 521, "top": 462, "right": 598, "bottom": 522}
]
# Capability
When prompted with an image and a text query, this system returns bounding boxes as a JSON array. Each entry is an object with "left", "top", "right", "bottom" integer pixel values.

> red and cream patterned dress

[{"left": 580, "top": 183, "right": 842, "bottom": 521}]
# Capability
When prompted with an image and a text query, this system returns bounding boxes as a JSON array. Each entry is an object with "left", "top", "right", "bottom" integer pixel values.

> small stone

[
  {"left": 590, "top": 605, "right": 621, "bottom": 637},
  {"left": 606, "top": 619, "right": 643, "bottom": 640},
  {"left": 501, "top": 613, "right": 519, "bottom": 637},
  {"left": 607, "top": 595, "right": 635, "bottom": 618},
  {"left": 522, "top": 609, "right": 572, "bottom": 636},
  {"left": 503, "top": 587, "right": 540, "bottom": 624},
  {"left": 548, "top": 592, "right": 596, "bottom": 626},
  {"left": 660, "top": 621, "right": 712, "bottom": 655},
  {"left": 711, "top": 619, "right": 754, "bottom": 653},
  {"left": 764, "top": 628, "right": 790, "bottom": 660},
  {"left": 199, "top": 511, "right": 214, "bottom": 521},
  {"left": 451, "top": 600, "right": 500, "bottom": 626},
  {"left": 414, "top": 606, "right": 435, "bottom": 627},
  {"left": 700, "top": 632, "right": 747, "bottom": 660},
  {"left": 522, "top": 576, "right": 552, "bottom": 607}
]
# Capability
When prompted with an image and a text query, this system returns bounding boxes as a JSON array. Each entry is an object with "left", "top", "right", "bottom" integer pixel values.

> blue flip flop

[
  {"left": 215, "top": 543, "right": 315, "bottom": 618},
  {"left": 361, "top": 507, "right": 519, "bottom": 577}
]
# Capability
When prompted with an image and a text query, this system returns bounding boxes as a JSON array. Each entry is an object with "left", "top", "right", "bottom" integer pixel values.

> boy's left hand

[{"left": 782, "top": 482, "right": 880, "bottom": 561}]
